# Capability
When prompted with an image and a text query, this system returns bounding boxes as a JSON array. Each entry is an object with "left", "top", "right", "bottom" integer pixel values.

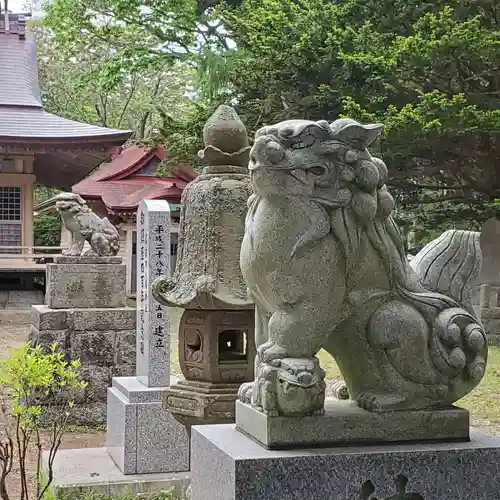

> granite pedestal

[
  {"left": 105, "top": 201, "right": 190, "bottom": 475},
  {"left": 104, "top": 200, "right": 190, "bottom": 476},
  {"left": 191, "top": 424, "right": 500, "bottom": 500},
  {"left": 107, "top": 376, "right": 189, "bottom": 474},
  {"left": 45, "top": 256, "right": 126, "bottom": 309},
  {"left": 236, "top": 399, "right": 470, "bottom": 449},
  {"left": 30, "top": 256, "right": 135, "bottom": 424}
]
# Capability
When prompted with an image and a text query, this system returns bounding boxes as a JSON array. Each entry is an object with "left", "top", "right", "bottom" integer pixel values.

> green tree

[
  {"left": 33, "top": 188, "right": 60, "bottom": 248},
  {"left": 34, "top": 21, "right": 199, "bottom": 141},
  {"left": 199, "top": 0, "right": 499, "bottom": 245},
  {"left": 42, "top": 0, "right": 500, "bottom": 196},
  {"left": 33, "top": 215, "right": 60, "bottom": 248},
  {"left": 40, "top": 0, "right": 500, "bottom": 244},
  {"left": 40, "top": 0, "right": 223, "bottom": 92},
  {"left": 37, "top": 0, "right": 224, "bottom": 168},
  {"left": 215, "top": 1, "right": 500, "bottom": 199}
]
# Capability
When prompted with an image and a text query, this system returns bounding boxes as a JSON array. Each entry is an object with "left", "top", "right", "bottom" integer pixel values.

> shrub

[
  {"left": 34, "top": 215, "right": 61, "bottom": 249},
  {"left": 0, "top": 343, "right": 87, "bottom": 500}
]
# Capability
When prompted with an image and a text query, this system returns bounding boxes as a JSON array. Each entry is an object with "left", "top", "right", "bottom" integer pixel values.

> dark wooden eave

[{"left": 0, "top": 13, "right": 131, "bottom": 189}]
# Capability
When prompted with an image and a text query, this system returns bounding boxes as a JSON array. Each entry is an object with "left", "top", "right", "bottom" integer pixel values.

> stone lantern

[{"left": 153, "top": 105, "right": 255, "bottom": 426}]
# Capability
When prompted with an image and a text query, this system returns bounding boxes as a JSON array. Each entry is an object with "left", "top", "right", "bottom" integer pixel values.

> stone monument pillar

[
  {"left": 153, "top": 105, "right": 256, "bottom": 426},
  {"left": 106, "top": 200, "right": 189, "bottom": 474},
  {"left": 190, "top": 117, "right": 500, "bottom": 500},
  {"left": 30, "top": 193, "right": 136, "bottom": 424}
]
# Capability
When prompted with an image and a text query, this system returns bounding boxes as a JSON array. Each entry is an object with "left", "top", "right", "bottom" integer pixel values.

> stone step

[{"left": 44, "top": 447, "right": 190, "bottom": 497}]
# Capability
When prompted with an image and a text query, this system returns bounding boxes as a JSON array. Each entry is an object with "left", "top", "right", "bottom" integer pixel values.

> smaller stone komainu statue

[
  {"left": 238, "top": 117, "right": 486, "bottom": 416},
  {"left": 54, "top": 192, "right": 120, "bottom": 257}
]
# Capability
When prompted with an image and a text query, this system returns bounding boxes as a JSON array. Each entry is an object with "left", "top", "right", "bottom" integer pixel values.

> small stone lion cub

[{"left": 54, "top": 192, "right": 120, "bottom": 257}]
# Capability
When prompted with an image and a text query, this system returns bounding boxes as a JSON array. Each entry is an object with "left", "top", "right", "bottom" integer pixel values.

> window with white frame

[{"left": 0, "top": 187, "right": 22, "bottom": 253}]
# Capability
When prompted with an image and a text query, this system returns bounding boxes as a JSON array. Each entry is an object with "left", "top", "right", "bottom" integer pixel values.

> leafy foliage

[
  {"left": 42, "top": 0, "right": 199, "bottom": 73},
  {"left": 33, "top": 188, "right": 60, "bottom": 249},
  {"left": 393, "top": 198, "right": 500, "bottom": 253},
  {"left": 154, "top": 103, "right": 215, "bottom": 171},
  {"left": 34, "top": 187, "right": 58, "bottom": 206},
  {"left": 204, "top": 0, "right": 500, "bottom": 246},
  {"left": 0, "top": 343, "right": 87, "bottom": 500},
  {"left": 33, "top": 17, "right": 199, "bottom": 142},
  {"left": 39, "top": 0, "right": 500, "bottom": 246},
  {"left": 215, "top": 0, "right": 500, "bottom": 195},
  {"left": 33, "top": 215, "right": 60, "bottom": 248}
]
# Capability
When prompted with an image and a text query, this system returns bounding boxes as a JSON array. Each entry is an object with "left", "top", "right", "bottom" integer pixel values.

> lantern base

[{"left": 164, "top": 379, "right": 242, "bottom": 427}]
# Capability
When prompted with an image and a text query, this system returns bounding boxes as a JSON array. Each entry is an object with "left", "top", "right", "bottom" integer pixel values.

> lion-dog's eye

[
  {"left": 308, "top": 166, "right": 326, "bottom": 176},
  {"left": 290, "top": 134, "right": 316, "bottom": 150}
]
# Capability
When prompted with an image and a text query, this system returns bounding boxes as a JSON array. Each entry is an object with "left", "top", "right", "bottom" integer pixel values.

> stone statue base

[
  {"left": 29, "top": 304, "right": 136, "bottom": 425},
  {"left": 46, "top": 256, "right": 126, "bottom": 309},
  {"left": 55, "top": 256, "right": 123, "bottom": 264},
  {"left": 236, "top": 399, "right": 470, "bottom": 449},
  {"left": 29, "top": 256, "right": 135, "bottom": 424},
  {"left": 164, "top": 380, "right": 243, "bottom": 426},
  {"left": 191, "top": 424, "right": 500, "bottom": 500},
  {"left": 107, "top": 376, "right": 189, "bottom": 474}
]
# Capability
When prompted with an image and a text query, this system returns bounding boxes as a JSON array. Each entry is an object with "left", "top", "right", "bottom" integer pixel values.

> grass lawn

[
  {"left": 317, "top": 346, "right": 500, "bottom": 433},
  {"left": 459, "top": 345, "right": 500, "bottom": 432},
  {"left": 173, "top": 306, "right": 500, "bottom": 433}
]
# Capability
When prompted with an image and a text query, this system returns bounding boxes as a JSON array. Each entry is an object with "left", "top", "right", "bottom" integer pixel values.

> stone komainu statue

[
  {"left": 239, "top": 118, "right": 486, "bottom": 415},
  {"left": 54, "top": 192, "right": 120, "bottom": 257}
]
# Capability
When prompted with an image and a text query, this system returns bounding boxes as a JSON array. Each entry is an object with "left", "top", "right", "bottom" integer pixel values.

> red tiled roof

[
  {"left": 88, "top": 146, "right": 155, "bottom": 181},
  {"left": 73, "top": 145, "right": 196, "bottom": 212},
  {"left": 74, "top": 178, "right": 185, "bottom": 211}
]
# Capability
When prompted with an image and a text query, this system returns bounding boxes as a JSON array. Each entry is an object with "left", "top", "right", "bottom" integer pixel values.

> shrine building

[
  {"left": 70, "top": 144, "right": 197, "bottom": 296},
  {"left": 0, "top": 11, "right": 129, "bottom": 311}
]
